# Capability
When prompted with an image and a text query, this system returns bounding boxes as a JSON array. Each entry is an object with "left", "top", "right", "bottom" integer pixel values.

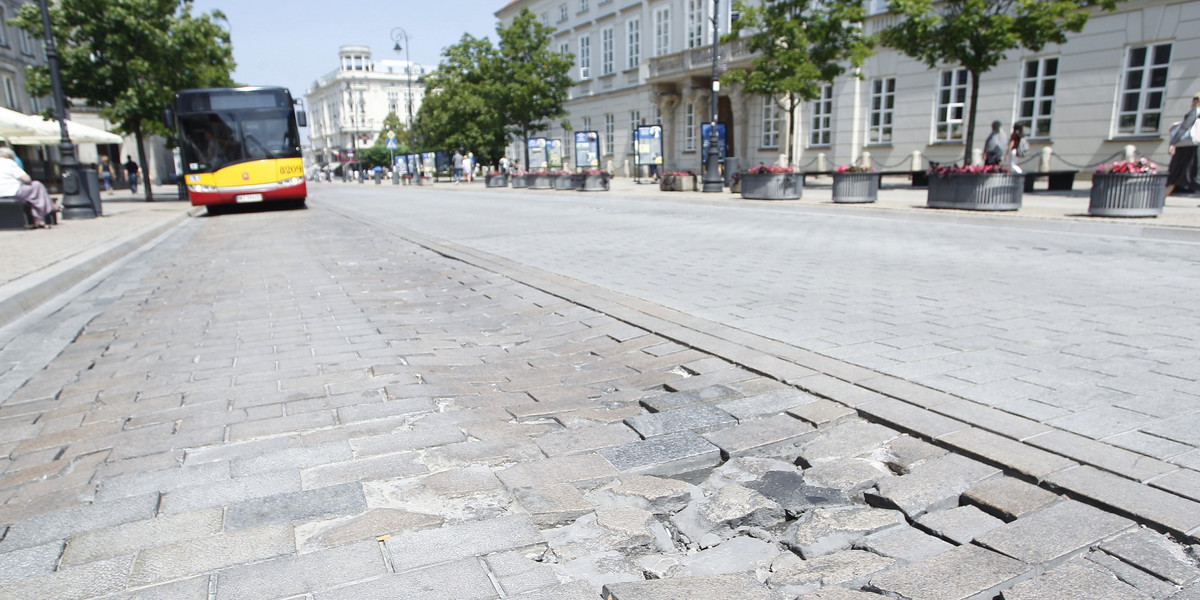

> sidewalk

[
  {"left": 327, "top": 173, "right": 1200, "bottom": 230},
  {"left": 0, "top": 185, "right": 196, "bottom": 329}
]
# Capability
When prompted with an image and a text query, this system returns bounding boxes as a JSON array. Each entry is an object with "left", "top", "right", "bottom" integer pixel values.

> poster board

[
  {"left": 546, "top": 139, "right": 563, "bottom": 170},
  {"left": 527, "top": 138, "right": 549, "bottom": 170},
  {"left": 700, "top": 123, "right": 727, "bottom": 162},
  {"left": 574, "top": 131, "right": 600, "bottom": 169},
  {"left": 636, "top": 125, "right": 663, "bottom": 167},
  {"left": 421, "top": 152, "right": 437, "bottom": 177}
]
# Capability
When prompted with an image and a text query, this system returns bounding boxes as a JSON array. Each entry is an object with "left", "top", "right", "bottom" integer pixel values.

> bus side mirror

[
  {"left": 296, "top": 111, "right": 307, "bottom": 128},
  {"left": 162, "top": 109, "right": 174, "bottom": 128}
]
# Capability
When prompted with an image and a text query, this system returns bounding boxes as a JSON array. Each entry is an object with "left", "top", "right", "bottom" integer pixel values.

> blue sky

[{"left": 188, "top": 1, "right": 504, "bottom": 100}]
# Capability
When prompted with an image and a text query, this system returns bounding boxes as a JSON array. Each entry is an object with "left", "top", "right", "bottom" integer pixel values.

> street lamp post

[
  {"left": 702, "top": 0, "right": 723, "bottom": 192},
  {"left": 37, "top": 0, "right": 95, "bottom": 218},
  {"left": 391, "top": 27, "right": 417, "bottom": 178}
]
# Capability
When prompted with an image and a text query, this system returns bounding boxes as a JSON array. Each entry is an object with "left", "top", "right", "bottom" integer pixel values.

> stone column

[
  {"left": 728, "top": 82, "right": 749, "bottom": 169},
  {"left": 685, "top": 85, "right": 710, "bottom": 173},
  {"left": 651, "top": 91, "right": 681, "bottom": 171}
]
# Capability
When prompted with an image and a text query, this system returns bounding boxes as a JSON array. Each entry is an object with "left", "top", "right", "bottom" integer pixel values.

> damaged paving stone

[
  {"left": 602, "top": 572, "right": 790, "bottom": 600},
  {"left": 855, "top": 524, "right": 955, "bottom": 564},
  {"left": 496, "top": 454, "right": 620, "bottom": 490},
  {"left": 514, "top": 484, "right": 595, "bottom": 527},
  {"left": 590, "top": 475, "right": 697, "bottom": 515},
  {"left": 668, "top": 535, "right": 782, "bottom": 578},
  {"left": 1100, "top": 528, "right": 1200, "bottom": 586},
  {"left": 878, "top": 435, "right": 949, "bottom": 474},
  {"left": 744, "top": 470, "right": 852, "bottom": 518},
  {"left": 868, "top": 453, "right": 1001, "bottom": 519},
  {"left": 801, "top": 457, "right": 893, "bottom": 496},
  {"left": 866, "top": 544, "right": 1033, "bottom": 600},
  {"left": 638, "top": 386, "right": 740, "bottom": 412},
  {"left": 671, "top": 484, "right": 785, "bottom": 548},
  {"left": 768, "top": 549, "right": 897, "bottom": 597},
  {"left": 1001, "top": 556, "right": 1153, "bottom": 600},
  {"left": 716, "top": 389, "right": 819, "bottom": 421},
  {"left": 782, "top": 506, "right": 906, "bottom": 559},
  {"left": 797, "top": 421, "right": 900, "bottom": 467}
]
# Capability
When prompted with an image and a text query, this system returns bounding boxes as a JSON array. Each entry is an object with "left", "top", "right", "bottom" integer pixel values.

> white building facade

[
  {"left": 305, "top": 45, "right": 429, "bottom": 165},
  {"left": 497, "top": 0, "right": 1200, "bottom": 177}
]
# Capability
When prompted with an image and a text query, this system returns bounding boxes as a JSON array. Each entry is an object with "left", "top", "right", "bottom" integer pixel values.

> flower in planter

[
  {"left": 553, "top": 170, "right": 573, "bottom": 176},
  {"left": 927, "top": 162, "right": 1011, "bottom": 178},
  {"left": 1095, "top": 158, "right": 1158, "bottom": 174},
  {"left": 664, "top": 170, "right": 697, "bottom": 177},
  {"left": 835, "top": 164, "right": 875, "bottom": 173},
  {"left": 746, "top": 165, "right": 796, "bottom": 174},
  {"left": 511, "top": 170, "right": 530, "bottom": 177},
  {"left": 487, "top": 171, "right": 505, "bottom": 177}
]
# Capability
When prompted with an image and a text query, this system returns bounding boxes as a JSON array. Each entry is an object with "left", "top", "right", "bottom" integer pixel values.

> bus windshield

[{"left": 178, "top": 109, "right": 300, "bottom": 173}]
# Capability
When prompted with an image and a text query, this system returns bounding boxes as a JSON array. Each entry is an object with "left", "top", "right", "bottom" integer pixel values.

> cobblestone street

[{"left": 0, "top": 189, "right": 1198, "bottom": 598}]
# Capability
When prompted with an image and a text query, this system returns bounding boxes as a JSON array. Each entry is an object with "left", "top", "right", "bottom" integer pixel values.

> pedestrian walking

[
  {"left": 0, "top": 147, "right": 55, "bottom": 228},
  {"left": 1005, "top": 124, "right": 1027, "bottom": 174},
  {"left": 465, "top": 152, "right": 475, "bottom": 182},
  {"left": 452, "top": 150, "right": 464, "bottom": 183},
  {"left": 499, "top": 155, "right": 510, "bottom": 175},
  {"left": 983, "top": 120, "right": 1004, "bottom": 166},
  {"left": 1166, "top": 92, "right": 1200, "bottom": 197},
  {"left": 97, "top": 155, "right": 115, "bottom": 194},
  {"left": 123, "top": 155, "right": 140, "bottom": 194}
]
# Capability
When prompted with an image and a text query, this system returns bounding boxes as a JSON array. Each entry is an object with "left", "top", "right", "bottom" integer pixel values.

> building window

[
  {"left": 654, "top": 8, "right": 670, "bottom": 57},
  {"left": 388, "top": 91, "right": 399, "bottom": 115},
  {"left": 868, "top": 77, "right": 895, "bottom": 144},
  {"left": 1117, "top": 43, "right": 1170, "bottom": 135},
  {"left": 0, "top": 8, "right": 8, "bottom": 47},
  {"left": 580, "top": 0, "right": 589, "bottom": 12},
  {"left": 687, "top": 0, "right": 705, "bottom": 49},
  {"left": 935, "top": 68, "right": 968, "bottom": 141},
  {"left": 2, "top": 77, "right": 16, "bottom": 110},
  {"left": 810, "top": 85, "right": 832, "bottom": 146},
  {"left": 1017, "top": 57, "right": 1057, "bottom": 139},
  {"left": 18, "top": 29, "right": 32, "bottom": 55},
  {"left": 560, "top": 4, "right": 568, "bottom": 22},
  {"left": 560, "top": 42, "right": 570, "bottom": 57},
  {"left": 761, "top": 96, "right": 780, "bottom": 148},
  {"left": 685, "top": 103, "right": 696, "bottom": 151},
  {"left": 627, "top": 18, "right": 641, "bottom": 69},
  {"left": 579, "top": 35, "right": 591, "bottom": 80},
  {"left": 653, "top": 105, "right": 661, "bottom": 124},
  {"left": 542, "top": 12, "right": 549, "bottom": 26},
  {"left": 604, "top": 113, "right": 614, "bottom": 155},
  {"left": 601, "top": 27, "right": 614, "bottom": 75}
]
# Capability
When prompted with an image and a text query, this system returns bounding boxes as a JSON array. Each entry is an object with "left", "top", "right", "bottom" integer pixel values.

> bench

[
  {"left": 0, "top": 196, "right": 58, "bottom": 229},
  {"left": 1023, "top": 171, "right": 1078, "bottom": 192}
]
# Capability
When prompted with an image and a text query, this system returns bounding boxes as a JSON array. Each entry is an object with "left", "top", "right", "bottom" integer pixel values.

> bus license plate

[{"left": 236, "top": 193, "right": 263, "bottom": 203}]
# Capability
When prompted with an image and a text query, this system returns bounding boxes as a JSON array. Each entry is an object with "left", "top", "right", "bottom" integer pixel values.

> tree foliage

[
  {"left": 723, "top": 0, "right": 873, "bottom": 166},
  {"left": 881, "top": 0, "right": 1117, "bottom": 164},
  {"left": 495, "top": 8, "right": 573, "bottom": 169},
  {"left": 416, "top": 33, "right": 507, "bottom": 163},
  {"left": 12, "top": 0, "right": 234, "bottom": 200},
  {"left": 373, "top": 112, "right": 411, "bottom": 151}
]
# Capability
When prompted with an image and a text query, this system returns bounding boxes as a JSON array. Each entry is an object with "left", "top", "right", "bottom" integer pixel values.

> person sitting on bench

[{"left": 0, "top": 147, "right": 56, "bottom": 228}]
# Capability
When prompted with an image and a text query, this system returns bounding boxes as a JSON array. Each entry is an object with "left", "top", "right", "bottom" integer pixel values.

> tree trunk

[
  {"left": 134, "top": 127, "right": 153, "bottom": 202},
  {"left": 521, "top": 125, "right": 530, "bottom": 171},
  {"left": 786, "top": 94, "right": 797, "bottom": 167},
  {"left": 964, "top": 69, "right": 980, "bottom": 166}
]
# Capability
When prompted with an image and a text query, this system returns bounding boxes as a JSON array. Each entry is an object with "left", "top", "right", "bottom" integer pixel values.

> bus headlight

[
  {"left": 279, "top": 177, "right": 304, "bottom": 187},
  {"left": 187, "top": 184, "right": 218, "bottom": 193}
]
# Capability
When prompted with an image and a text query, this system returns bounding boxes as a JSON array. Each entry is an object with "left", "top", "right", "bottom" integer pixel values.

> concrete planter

[
  {"left": 511, "top": 175, "right": 529, "bottom": 188},
  {"left": 740, "top": 172, "right": 802, "bottom": 200},
  {"left": 528, "top": 173, "right": 555, "bottom": 189},
  {"left": 554, "top": 175, "right": 576, "bottom": 190},
  {"left": 1088, "top": 173, "right": 1167, "bottom": 217},
  {"left": 831, "top": 172, "right": 879, "bottom": 204},
  {"left": 927, "top": 173, "right": 1023, "bottom": 211},
  {"left": 485, "top": 174, "right": 508, "bottom": 188},
  {"left": 660, "top": 174, "right": 698, "bottom": 191},
  {"left": 574, "top": 173, "right": 610, "bottom": 191}
]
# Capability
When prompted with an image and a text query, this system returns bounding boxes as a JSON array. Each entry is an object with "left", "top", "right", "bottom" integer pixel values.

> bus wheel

[
  {"left": 205, "top": 205, "right": 225, "bottom": 216},
  {"left": 292, "top": 199, "right": 307, "bottom": 210}
]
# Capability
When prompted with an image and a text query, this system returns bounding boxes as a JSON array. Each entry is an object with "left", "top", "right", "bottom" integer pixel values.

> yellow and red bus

[{"left": 170, "top": 86, "right": 307, "bottom": 211}]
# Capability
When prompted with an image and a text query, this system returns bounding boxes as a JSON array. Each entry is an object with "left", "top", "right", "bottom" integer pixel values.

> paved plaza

[{"left": 0, "top": 181, "right": 1197, "bottom": 598}]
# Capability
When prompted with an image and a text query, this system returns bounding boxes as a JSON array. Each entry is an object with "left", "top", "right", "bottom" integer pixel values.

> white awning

[
  {"left": 6, "top": 117, "right": 123, "bottom": 146},
  {"left": 0, "top": 107, "right": 49, "bottom": 138}
]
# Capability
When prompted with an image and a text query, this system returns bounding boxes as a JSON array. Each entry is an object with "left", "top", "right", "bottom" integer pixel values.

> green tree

[
  {"left": 881, "top": 0, "right": 1117, "bottom": 165},
  {"left": 356, "top": 146, "right": 391, "bottom": 169},
  {"left": 416, "top": 33, "right": 507, "bottom": 163},
  {"left": 373, "top": 112, "right": 410, "bottom": 150},
  {"left": 495, "top": 8, "right": 573, "bottom": 169},
  {"left": 723, "top": 0, "right": 873, "bottom": 166},
  {"left": 12, "top": 0, "right": 234, "bottom": 201}
]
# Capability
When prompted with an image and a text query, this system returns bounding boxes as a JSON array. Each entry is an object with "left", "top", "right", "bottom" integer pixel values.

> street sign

[
  {"left": 387, "top": 130, "right": 396, "bottom": 139},
  {"left": 386, "top": 138, "right": 398, "bottom": 150}
]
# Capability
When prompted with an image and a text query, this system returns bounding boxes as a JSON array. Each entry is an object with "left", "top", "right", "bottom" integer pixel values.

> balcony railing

[{"left": 647, "top": 38, "right": 752, "bottom": 81}]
